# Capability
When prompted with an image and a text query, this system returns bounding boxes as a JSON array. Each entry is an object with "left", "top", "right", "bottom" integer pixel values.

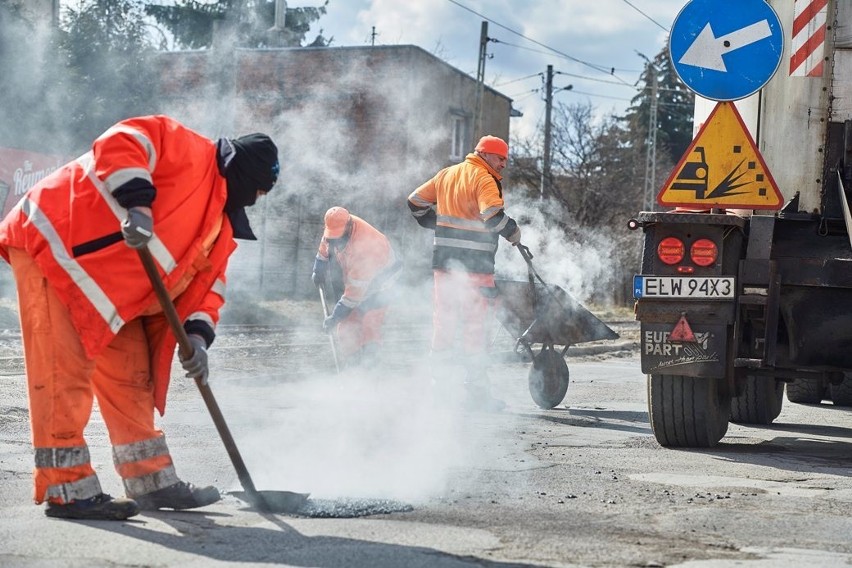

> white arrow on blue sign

[{"left": 669, "top": 0, "right": 784, "bottom": 101}]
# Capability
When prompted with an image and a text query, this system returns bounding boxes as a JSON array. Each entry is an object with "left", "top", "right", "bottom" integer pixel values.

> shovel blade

[{"left": 231, "top": 490, "right": 310, "bottom": 514}]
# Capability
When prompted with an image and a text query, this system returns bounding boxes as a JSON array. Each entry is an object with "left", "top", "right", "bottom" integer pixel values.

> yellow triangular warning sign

[{"left": 657, "top": 102, "right": 783, "bottom": 210}]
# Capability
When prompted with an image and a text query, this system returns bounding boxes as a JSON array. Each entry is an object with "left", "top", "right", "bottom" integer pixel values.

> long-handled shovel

[
  {"left": 137, "top": 247, "right": 309, "bottom": 514},
  {"left": 317, "top": 282, "right": 341, "bottom": 374}
]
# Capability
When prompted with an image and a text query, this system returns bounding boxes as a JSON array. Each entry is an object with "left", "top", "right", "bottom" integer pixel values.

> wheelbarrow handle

[{"left": 516, "top": 243, "right": 534, "bottom": 262}]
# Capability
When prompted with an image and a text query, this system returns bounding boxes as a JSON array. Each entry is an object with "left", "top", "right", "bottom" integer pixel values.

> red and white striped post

[{"left": 789, "top": 0, "right": 829, "bottom": 77}]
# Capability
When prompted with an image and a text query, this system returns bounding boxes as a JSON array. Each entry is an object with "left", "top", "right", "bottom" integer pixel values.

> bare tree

[{"left": 510, "top": 101, "right": 653, "bottom": 304}]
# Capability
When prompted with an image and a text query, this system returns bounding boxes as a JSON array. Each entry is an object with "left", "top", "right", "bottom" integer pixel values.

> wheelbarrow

[{"left": 494, "top": 244, "right": 619, "bottom": 409}]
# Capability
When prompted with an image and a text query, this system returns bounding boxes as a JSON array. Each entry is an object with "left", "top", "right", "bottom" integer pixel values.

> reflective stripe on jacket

[
  {"left": 317, "top": 215, "right": 400, "bottom": 309},
  {"left": 408, "top": 153, "right": 512, "bottom": 274},
  {"left": 0, "top": 115, "right": 235, "bottom": 414}
]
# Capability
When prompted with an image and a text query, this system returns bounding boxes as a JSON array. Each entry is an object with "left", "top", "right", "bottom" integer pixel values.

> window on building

[{"left": 450, "top": 114, "right": 468, "bottom": 161}]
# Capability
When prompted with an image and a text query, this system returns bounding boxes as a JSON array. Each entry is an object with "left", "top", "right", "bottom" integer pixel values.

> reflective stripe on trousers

[
  {"left": 35, "top": 445, "right": 103, "bottom": 503},
  {"left": 9, "top": 248, "right": 176, "bottom": 504},
  {"left": 114, "top": 435, "right": 180, "bottom": 497}
]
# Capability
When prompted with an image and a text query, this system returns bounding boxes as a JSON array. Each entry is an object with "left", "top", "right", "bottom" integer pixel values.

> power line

[
  {"left": 621, "top": 0, "right": 670, "bottom": 33},
  {"left": 507, "top": 88, "right": 541, "bottom": 102},
  {"left": 562, "top": 88, "right": 633, "bottom": 102},
  {"left": 492, "top": 39, "right": 566, "bottom": 58},
  {"left": 493, "top": 38, "right": 643, "bottom": 75},
  {"left": 555, "top": 70, "right": 636, "bottom": 88},
  {"left": 494, "top": 73, "right": 542, "bottom": 87},
  {"left": 446, "top": 0, "right": 633, "bottom": 86}
]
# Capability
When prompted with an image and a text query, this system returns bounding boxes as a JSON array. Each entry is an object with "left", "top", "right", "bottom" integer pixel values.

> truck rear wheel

[
  {"left": 647, "top": 374, "right": 730, "bottom": 448},
  {"left": 829, "top": 374, "right": 852, "bottom": 406},
  {"left": 785, "top": 378, "right": 826, "bottom": 404},
  {"left": 730, "top": 375, "right": 784, "bottom": 424}
]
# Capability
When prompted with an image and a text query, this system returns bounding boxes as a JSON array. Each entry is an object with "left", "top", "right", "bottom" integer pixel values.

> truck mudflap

[{"left": 640, "top": 322, "right": 729, "bottom": 377}]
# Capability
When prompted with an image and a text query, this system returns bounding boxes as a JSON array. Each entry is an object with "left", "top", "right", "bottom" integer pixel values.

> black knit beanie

[{"left": 217, "top": 134, "right": 279, "bottom": 240}]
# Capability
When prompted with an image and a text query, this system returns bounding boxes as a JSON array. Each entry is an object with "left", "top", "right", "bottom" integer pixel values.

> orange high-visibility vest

[
  {"left": 408, "top": 153, "right": 509, "bottom": 274},
  {"left": 0, "top": 115, "right": 235, "bottom": 414}
]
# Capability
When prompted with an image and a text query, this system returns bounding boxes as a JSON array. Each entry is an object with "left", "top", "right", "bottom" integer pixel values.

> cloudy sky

[{"left": 305, "top": 0, "right": 685, "bottom": 139}]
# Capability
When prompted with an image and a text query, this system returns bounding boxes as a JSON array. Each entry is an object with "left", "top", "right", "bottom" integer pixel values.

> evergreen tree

[
  {"left": 624, "top": 42, "right": 694, "bottom": 164},
  {"left": 57, "top": 0, "right": 159, "bottom": 146},
  {"left": 145, "top": 0, "right": 330, "bottom": 49}
]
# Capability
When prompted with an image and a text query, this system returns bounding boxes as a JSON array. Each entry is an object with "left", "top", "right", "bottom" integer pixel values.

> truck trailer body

[{"left": 632, "top": 0, "right": 852, "bottom": 447}]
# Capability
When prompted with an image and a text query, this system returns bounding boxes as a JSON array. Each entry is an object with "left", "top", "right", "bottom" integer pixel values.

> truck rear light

[
  {"left": 657, "top": 237, "right": 685, "bottom": 265},
  {"left": 690, "top": 238, "right": 718, "bottom": 267}
]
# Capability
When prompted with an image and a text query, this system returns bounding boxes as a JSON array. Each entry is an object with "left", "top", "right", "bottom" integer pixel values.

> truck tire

[
  {"left": 785, "top": 379, "right": 825, "bottom": 404},
  {"left": 730, "top": 375, "right": 784, "bottom": 424},
  {"left": 829, "top": 374, "right": 852, "bottom": 407},
  {"left": 647, "top": 374, "right": 730, "bottom": 448}
]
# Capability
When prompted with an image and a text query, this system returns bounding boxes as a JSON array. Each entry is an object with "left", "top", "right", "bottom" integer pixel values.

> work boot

[
  {"left": 45, "top": 493, "right": 140, "bottom": 520},
  {"left": 133, "top": 481, "right": 221, "bottom": 511}
]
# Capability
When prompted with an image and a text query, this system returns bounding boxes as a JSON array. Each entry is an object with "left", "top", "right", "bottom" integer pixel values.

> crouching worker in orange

[
  {"left": 312, "top": 207, "right": 402, "bottom": 368},
  {"left": 0, "top": 115, "right": 279, "bottom": 520}
]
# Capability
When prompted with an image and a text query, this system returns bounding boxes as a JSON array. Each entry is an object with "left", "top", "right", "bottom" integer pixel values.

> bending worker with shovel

[
  {"left": 0, "top": 115, "right": 280, "bottom": 520},
  {"left": 312, "top": 207, "right": 402, "bottom": 369}
]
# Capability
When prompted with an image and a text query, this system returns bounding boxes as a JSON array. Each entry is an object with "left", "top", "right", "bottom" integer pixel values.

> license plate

[{"left": 633, "top": 275, "right": 735, "bottom": 299}]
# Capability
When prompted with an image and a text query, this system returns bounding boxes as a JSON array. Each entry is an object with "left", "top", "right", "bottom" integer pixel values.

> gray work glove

[
  {"left": 121, "top": 207, "right": 153, "bottom": 249},
  {"left": 180, "top": 334, "right": 209, "bottom": 385}
]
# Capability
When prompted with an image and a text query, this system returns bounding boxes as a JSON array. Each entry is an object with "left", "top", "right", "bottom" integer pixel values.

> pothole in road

[{"left": 292, "top": 497, "right": 414, "bottom": 518}]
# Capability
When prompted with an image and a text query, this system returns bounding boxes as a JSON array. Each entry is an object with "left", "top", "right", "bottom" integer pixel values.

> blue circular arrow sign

[{"left": 669, "top": 0, "right": 784, "bottom": 101}]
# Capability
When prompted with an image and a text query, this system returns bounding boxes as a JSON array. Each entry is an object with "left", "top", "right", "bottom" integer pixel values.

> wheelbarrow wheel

[{"left": 528, "top": 344, "right": 569, "bottom": 409}]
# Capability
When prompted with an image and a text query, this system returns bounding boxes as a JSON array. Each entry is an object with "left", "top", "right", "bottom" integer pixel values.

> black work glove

[
  {"left": 180, "top": 334, "right": 209, "bottom": 385},
  {"left": 312, "top": 257, "right": 328, "bottom": 288},
  {"left": 414, "top": 209, "right": 437, "bottom": 229},
  {"left": 507, "top": 226, "right": 521, "bottom": 245},
  {"left": 121, "top": 207, "right": 153, "bottom": 249}
]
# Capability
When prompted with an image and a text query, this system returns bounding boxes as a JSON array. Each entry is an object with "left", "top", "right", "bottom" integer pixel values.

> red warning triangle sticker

[
  {"left": 669, "top": 314, "right": 696, "bottom": 343},
  {"left": 657, "top": 102, "right": 783, "bottom": 210}
]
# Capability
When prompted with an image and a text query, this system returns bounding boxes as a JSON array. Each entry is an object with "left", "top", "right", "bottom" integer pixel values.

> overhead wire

[
  {"left": 620, "top": 0, "right": 670, "bottom": 33},
  {"left": 494, "top": 73, "right": 542, "bottom": 87},
  {"left": 508, "top": 88, "right": 541, "bottom": 103},
  {"left": 561, "top": 88, "right": 633, "bottom": 102},
  {"left": 446, "top": 0, "right": 633, "bottom": 86}
]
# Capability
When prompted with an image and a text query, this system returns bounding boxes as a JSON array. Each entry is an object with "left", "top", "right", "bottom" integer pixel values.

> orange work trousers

[
  {"left": 336, "top": 306, "right": 387, "bottom": 358},
  {"left": 9, "top": 248, "right": 176, "bottom": 504},
  {"left": 431, "top": 269, "right": 495, "bottom": 358}
]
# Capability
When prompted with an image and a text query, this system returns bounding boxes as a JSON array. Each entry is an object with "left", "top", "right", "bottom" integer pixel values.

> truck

[{"left": 630, "top": 0, "right": 852, "bottom": 447}]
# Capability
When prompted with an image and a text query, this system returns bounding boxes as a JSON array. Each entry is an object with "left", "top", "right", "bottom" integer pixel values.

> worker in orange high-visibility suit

[
  {"left": 0, "top": 115, "right": 280, "bottom": 520},
  {"left": 407, "top": 135, "right": 521, "bottom": 412},
  {"left": 312, "top": 207, "right": 402, "bottom": 367}
]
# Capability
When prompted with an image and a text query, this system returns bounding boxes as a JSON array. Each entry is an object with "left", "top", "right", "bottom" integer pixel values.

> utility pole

[
  {"left": 473, "top": 21, "right": 489, "bottom": 140},
  {"left": 540, "top": 64, "right": 554, "bottom": 201},
  {"left": 371, "top": 26, "right": 377, "bottom": 46},
  {"left": 643, "top": 62, "right": 659, "bottom": 211}
]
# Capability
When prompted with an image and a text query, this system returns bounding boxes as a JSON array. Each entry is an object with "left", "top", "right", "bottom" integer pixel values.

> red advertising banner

[{"left": 0, "top": 147, "right": 64, "bottom": 218}]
